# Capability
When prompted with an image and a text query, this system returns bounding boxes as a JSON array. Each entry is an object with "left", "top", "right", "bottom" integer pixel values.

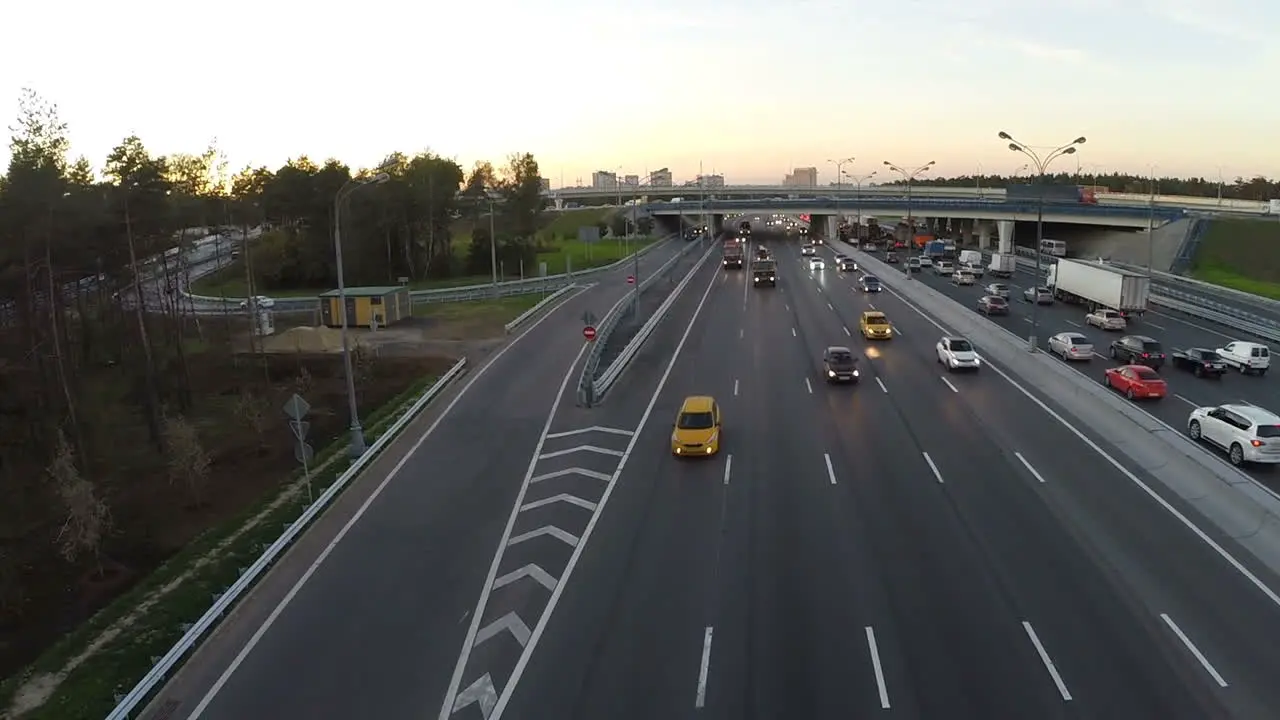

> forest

[
  {"left": 884, "top": 170, "right": 1279, "bottom": 200},
  {"left": 0, "top": 88, "right": 543, "bottom": 685}
]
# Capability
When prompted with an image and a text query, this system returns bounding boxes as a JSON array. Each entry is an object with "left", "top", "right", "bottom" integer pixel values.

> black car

[
  {"left": 1170, "top": 347, "right": 1226, "bottom": 378},
  {"left": 839, "top": 258, "right": 858, "bottom": 272},
  {"left": 1109, "top": 335, "right": 1165, "bottom": 368},
  {"left": 823, "top": 346, "right": 860, "bottom": 383},
  {"left": 859, "top": 275, "right": 882, "bottom": 292}
]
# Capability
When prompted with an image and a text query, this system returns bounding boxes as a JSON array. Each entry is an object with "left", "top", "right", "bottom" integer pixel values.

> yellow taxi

[
  {"left": 671, "top": 396, "right": 721, "bottom": 457},
  {"left": 859, "top": 311, "right": 894, "bottom": 340}
]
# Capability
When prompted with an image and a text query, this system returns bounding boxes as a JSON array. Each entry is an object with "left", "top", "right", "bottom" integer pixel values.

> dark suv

[
  {"left": 823, "top": 346, "right": 859, "bottom": 383},
  {"left": 1110, "top": 335, "right": 1165, "bottom": 368}
]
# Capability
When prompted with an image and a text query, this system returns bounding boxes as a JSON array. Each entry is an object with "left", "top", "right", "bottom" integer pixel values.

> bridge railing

[{"left": 646, "top": 197, "right": 1186, "bottom": 220}]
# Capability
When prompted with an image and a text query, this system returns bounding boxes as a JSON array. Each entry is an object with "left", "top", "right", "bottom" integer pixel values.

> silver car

[
  {"left": 1023, "top": 286, "right": 1053, "bottom": 304},
  {"left": 1048, "top": 332, "right": 1093, "bottom": 361},
  {"left": 984, "top": 282, "right": 1010, "bottom": 298},
  {"left": 1086, "top": 309, "right": 1127, "bottom": 331}
]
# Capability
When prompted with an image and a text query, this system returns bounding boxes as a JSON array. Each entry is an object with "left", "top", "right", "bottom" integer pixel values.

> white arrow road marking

[
  {"left": 452, "top": 673, "right": 498, "bottom": 718},
  {"left": 493, "top": 564, "right": 558, "bottom": 592},
  {"left": 519, "top": 494, "right": 597, "bottom": 512},
  {"left": 476, "top": 612, "right": 532, "bottom": 647},
  {"left": 544, "top": 426, "right": 635, "bottom": 439},
  {"left": 529, "top": 467, "right": 612, "bottom": 484},
  {"left": 506, "top": 526, "right": 578, "bottom": 548},
  {"left": 537, "top": 445, "right": 624, "bottom": 460}
]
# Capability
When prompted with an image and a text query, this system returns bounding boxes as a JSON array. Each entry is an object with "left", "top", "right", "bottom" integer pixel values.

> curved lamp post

[{"left": 882, "top": 160, "right": 935, "bottom": 277}]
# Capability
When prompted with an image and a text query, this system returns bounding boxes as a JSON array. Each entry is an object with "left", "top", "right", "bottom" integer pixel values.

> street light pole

[
  {"left": 846, "top": 171, "right": 877, "bottom": 238},
  {"left": 487, "top": 195, "right": 498, "bottom": 289},
  {"left": 827, "top": 157, "right": 855, "bottom": 237},
  {"left": 996, "top": 130, "right": 1087, "bottom": 352},
  {"left": 1146, "top": 165, "right": 1158, "bottom": 272},
  {"left": 882, "top": 160, "right": 936, "bottom": 278},
  {"left": 333, "top": 170, "right": 391, "bottom": 457}
]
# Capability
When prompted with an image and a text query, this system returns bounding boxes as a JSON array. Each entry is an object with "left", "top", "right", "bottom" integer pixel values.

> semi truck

[
  {"left": 722, "top": 239, "right": 744, "bottom": 269},
  {"left": 988, "top": 254, "right": 1017, "bottom": 278},
  {"left": 751, "top": 259, "right": 777, "bottom": 287},
  {"left": 1046, "top": 258, "right": 1151, "bottom": 315}
]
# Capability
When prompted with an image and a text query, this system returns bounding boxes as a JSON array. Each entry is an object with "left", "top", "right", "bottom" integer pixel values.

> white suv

[
  {"left": 936, "top": 336, "right": 981, "bottom": 371},
  {"left": 1187, "top": 403, "right": 1280, "bottom": 466}
]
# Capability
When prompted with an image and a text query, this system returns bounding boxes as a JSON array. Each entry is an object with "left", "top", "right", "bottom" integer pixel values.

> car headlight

[
  {"left": 852, "top": 369, "right": 860, "bottom": 376},
  {"left": 828, "top": 370, "right": 836, "bottom": 377}
]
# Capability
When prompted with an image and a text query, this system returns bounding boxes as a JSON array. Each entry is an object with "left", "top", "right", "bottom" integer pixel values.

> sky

[{"left": 2, "top": 0, "right": 1278, "bottom": 187}]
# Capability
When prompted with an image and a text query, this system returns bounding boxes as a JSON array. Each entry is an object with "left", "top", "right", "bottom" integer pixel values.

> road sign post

[
  {"left": 583, "top": 325, "right": 597, "bottom": 341},
  {"left": 282, "top": 394, "right": 315, "bottom": 503}
]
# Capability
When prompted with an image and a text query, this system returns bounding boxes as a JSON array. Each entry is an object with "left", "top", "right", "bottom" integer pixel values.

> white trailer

[
  {"left": 1047, "top": 258, "right": 1151, "bottom": 315},
  {"left": 958, "top": 249, "right": 983, "bottom": 266},
  {"left": 988, "top": 253, "right": 1017, "bottom": 278}
]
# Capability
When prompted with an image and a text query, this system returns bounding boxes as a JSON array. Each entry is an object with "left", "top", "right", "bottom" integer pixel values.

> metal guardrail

[
  {"left": 182, "top": 235, "right": 675, "bottom": 308},
  {"left": 105, "top": 358, "right": 470, "bottom": 720},
  {"left": 576, "top": 237, "right": 712, "bottom": 406},
  {"left": 503, "top": 283, "right": 580, "bottom": 334},
  {"left": 592, "top": 243, "right": 717, "bottom": 401}
]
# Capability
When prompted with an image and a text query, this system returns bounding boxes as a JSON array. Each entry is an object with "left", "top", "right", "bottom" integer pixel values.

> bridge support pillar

[
  {"left": 826, "top": 215, "right": 838, "bottom": 240},
  {"left": 997, "top": 220, "right": 1015, "bottom": 254},
  {"left": 712, "top": 214, "right": 725, "bottom": 234},
  {"left": 553, "top": 196, "right": 564, "bottom": 210},
  {"left": 975, "top": 220, "right": 993, "bottom": 249}
]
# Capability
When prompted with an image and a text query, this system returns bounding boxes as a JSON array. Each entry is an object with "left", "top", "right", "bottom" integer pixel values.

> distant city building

[
  {"left": 591, "top": 170, "right": 618, "bottom": 189},
  {"left": 697, "top": 174, "right": 726, "bottom": 188},
  {"left": 648, "top": 167, "right": 673, "bottom": 187},
  {"left": 623, "top": 174, "right": 640, "bottom": 188},
  {"left": 783, "top": 167, "right": 818, "bottom": 187},
  {"left": 539, "top": 177, "right": 551, "bottom": 191}
]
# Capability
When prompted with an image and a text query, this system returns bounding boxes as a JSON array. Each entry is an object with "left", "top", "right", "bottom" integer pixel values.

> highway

[
  {"left": 471, "top": 232, "right": 1280, "bottom": 719},
  {"left": 909, "top": 251, "right": 1280, "bottom": 488},
  {"left": 135, "top": 238, "right": 694, "bottom": 720}
]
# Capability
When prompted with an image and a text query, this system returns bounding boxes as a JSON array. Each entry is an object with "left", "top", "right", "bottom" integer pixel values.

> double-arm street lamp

[
  {"left": 882, "top": 160, "right": 935, "bottom": 277},
  {"left": 997, "top": 130, "right": 1087, "bottom": 351},
  {"left": 333, "top": 169, "right": 392, "bottom": 457},
  {"left": 827, "top": 156, "right": 856, "bottom": 227},
  {"left": 844, "top": 171, "right": 877, "bottom": 235}
]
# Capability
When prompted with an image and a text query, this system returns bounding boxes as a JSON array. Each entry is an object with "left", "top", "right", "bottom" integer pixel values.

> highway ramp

[{"left": 493, "top": 237, "right": 1280, "bottom": 719}]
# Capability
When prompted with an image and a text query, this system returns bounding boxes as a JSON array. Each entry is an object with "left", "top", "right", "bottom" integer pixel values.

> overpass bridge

[{"left": 545, "top": 183, "right": 1274, "bottom": 215}]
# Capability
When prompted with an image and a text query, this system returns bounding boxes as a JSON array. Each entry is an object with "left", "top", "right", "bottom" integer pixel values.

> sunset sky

[{"left": 2, "top": 0, "right": 1277, "bottom": 185}]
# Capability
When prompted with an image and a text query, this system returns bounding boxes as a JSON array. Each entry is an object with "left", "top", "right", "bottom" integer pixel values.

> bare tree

[
  {"left": 163, "top": 414, "right": 212, "bottom": 505},
  {"left": 48, "top": 429, "right": 110, "bottom": 571}
]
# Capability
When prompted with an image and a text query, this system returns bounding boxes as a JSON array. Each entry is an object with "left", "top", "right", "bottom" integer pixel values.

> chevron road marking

[
  {"left": 493, "top": 564, "right": 558, "bottom": 592},
  {"left": 518, "top": 494, "right": 597, "bottom": 512},
  {"left": 529, "top": 467, "right": 613, "bottom": 484},
  {"left": 452, "top": 673, "right": 498, "bottom": 718},
  {"left": 543, "top": 425, "right": 635, "bottom": 439},
  {"left": 506, "top": 526, "right": 579, "bottom": 548},
  {"left": 476, "top": 612, "right": 532, "bottom": 647},
  {"left": 536, "top": 445, "right": 624, "bottom": 460}
]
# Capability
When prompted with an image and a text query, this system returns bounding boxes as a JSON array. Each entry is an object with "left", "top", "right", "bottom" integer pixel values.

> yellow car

[
  {"left": 860, "top": 311, "right": 894, "bottom": 340},
  {"left": 671, "top": 396, "right": 721, "bottom": 457}
]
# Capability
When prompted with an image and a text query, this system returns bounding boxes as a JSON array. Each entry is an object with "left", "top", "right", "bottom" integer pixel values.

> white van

[{"left": 1216, "top": 341, "right": 1270, "bottom": 375}]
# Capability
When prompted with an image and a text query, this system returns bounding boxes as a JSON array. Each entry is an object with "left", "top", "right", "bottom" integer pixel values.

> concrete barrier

[{"left": 843, "top": 240, "right": 1280, "bottom": 580}]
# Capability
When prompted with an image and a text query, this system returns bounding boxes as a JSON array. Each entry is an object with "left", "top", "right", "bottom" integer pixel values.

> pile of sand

[{"left": 261, "top": 326, "right": 346, "bottom": 354}]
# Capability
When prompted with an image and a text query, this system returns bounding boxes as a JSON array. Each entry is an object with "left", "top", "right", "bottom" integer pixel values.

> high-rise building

[
  {"left": 783, "top": 167, "right": 818, "bottom": 187},
  {"left": 697, "top": 174, "right": 725, "bottom": 188},
  {"left": 591, "top": 171, "right": 618, "bottom": 189},
  {"left": 623, "top": 174, "right": 640, "bottom": 188},
  {"left": 649, "top": 167, "right": 673, "bottom": 187}
]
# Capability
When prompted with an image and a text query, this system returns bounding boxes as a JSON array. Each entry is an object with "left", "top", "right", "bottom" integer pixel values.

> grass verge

[
  {"left": 0, "top": 370, "right": 456, "bottom": 720},
  {"left": 1190, "top": 218, "right": 1280, "bottom": 298}
]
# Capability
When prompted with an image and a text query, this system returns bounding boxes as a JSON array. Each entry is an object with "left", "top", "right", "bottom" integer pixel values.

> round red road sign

[{"left": 583, "top": 325, "right": 597, "bottom": 341}]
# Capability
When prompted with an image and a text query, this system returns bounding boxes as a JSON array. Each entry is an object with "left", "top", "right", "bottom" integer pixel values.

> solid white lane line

[
  {"left": 734, "top": 379, "right": 740, "bottom": 396},
  {"left": 865, "top": 626, "right": 891, "bottom": 709},
  {"left": 1015, "top": 452, "right": 1047, "bottom": 483},
  {"left": 805, "top": 377, "right": 814, "bottom": 394},
  {"left": 824, "top": 453, "right": 837, "bottom": 485},
  {"left": 695, "top": 626, "right": 714, "bottom": 707},
  {"left": 792, "top": 327, "right": 797, "bottom": 337},
  {"left": 1160, "top": 613, "right": 1228, "bottom": 688},
  {"left": 940, "top": 376, "right": 959, "bottom": 393},
  {"left": 875, "top": 377, "right": 888, "bottom": 394},
  {"left": 723, "top": 455, "right": 732, "bottom": 486},
  {"left": 843, "top": 325, "right": 852, "bottom": 336},
  {"left": 922, "top": 452, "right": 944, "bottom": 483},
  {"left": 1022, "top": 621, "right": 1073, "bottom": 701}
]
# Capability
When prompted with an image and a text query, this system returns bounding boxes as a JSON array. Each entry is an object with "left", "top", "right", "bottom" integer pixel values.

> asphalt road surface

[
  {"left": 139, "top": 239, "right": 695, "bottom": 720},
  {"left": 903, "top": 251, "right": 1280, "bottom": 488},
  {"left": 486, "top": 235, "right": 1280, "bottom": 719}
]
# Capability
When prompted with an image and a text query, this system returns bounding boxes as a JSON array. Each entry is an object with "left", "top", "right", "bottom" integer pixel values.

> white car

[
  {"left": 1215, "top": 341, "right": 1270, "bottom": 376},
  {"left": 960, "top": 262, "right": 984, "bottom": 278},
  {"left": 934, "top": 261, "right": 954, "bottom": 276},
  {"left": 1187, "top": 404, "right": 1280, "bottom": 466},
  {"left": 238, "top": 295, "right": 275, "bottom": 310},
  {"left": 1085, "top": 309, "right": 1126, "bottom": 331},
  {"left": 809, "top": 257, "right": 825, "bottom": 270},
  {"left": 917, "top": 256, "right": 934, "bottom": 268},
  {"left": 952, "top": 271, "right": 975, "bottom": 286},
  {"left": 936, "top": 336, "right": 981, "bottom": 371},
  {"left": 801, "top": 245, "right": 816, "bottom": 256},
  {"left": 984, "top": 283, "right": 1009, "bottom": 298},
  {"left": 1048, "top": 332, "right": 1093, "bottom": 361}
]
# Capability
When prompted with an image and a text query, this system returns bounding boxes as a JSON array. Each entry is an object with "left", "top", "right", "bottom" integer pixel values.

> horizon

[{"left": 3, "top": 0, "right": 1277, "bottom": 185}]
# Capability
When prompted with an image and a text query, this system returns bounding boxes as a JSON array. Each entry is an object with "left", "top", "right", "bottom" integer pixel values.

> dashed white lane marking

[
  {"left": 723, "top": 455, "right": 732, "bottom": 485},
  {"left": 865, "top": 626, "right": 891, "bottom": 709},
  {"left": 792, "top": 327, "right": 797, "bottom": 337},
  {"left": 824, "top": 453, "right": 837, "bottom": 485},
  {"left": 1023, "top": 621, "right": 1073, "bottom": 701},
  {"left": 1174, "top": 393, "right": 1199, "bottom": 408},
  {"left": 805, "top": 377, "right": 814, "bottom": 394},
  {"left": 1015, "top": 452, "right": 1047, "bottom": 483},
  {"left": 843, "top": 325, "right": 852, "bottom": 336},
  {"left": 828, "top": 302, "right": 835, "bottom": 311},
  {"left": 1160, "top": 613, "right": 1228, "bottom": 688},
  {"left": 940, "top": 376, "right": 959, "bottom": 393},
  {"left": 695, "top": 626, "right": 714, "bottom": 708},
  {"left": 922, "top": 452, "right": 944, "bottom": 484},
  {"left": 734, "top": 379, "right": 740, "bottom": 396}
]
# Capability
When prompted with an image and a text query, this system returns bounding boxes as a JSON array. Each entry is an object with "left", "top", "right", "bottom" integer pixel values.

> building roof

[{"left": 317, "top": 286, "right": 406, "bottom": 298}]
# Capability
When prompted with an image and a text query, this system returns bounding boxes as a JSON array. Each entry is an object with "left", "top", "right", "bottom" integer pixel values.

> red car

[{"left": 1104, "top": 364, "right": 1166, "bottom": 400}]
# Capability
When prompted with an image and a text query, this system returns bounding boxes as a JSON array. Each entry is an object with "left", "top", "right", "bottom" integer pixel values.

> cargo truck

[
  {"left": 751, "top": 259, "right": 777, "bottom": 287},
  {"left": 988, "top": 254, "right": 1017, "bottom": 278},
  {"left": 1005, "top": 184, "right": 1099, "bottom": 204},
  {"left": 1046, "top": 258, "right": 1150, "bottom": 315},
  {"left": 958, "top": 250, "right": 983, "bottom": 266},
  {"left": 924, "top": 240, "right": 946, "bottom": 258},
  {"left": 722, "top": 239, "right": 744, "bottom": 269}
]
